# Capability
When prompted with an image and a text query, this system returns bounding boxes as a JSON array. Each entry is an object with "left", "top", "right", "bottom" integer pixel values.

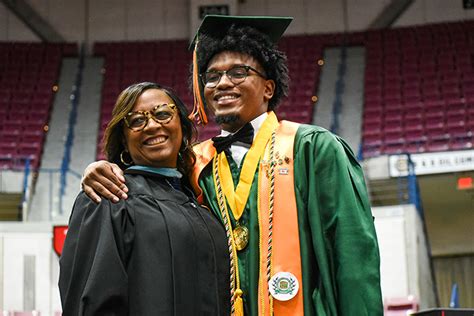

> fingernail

[
  {"left": 112, "top": 196, "right": 119, "bottom": 203},
  {"left": 96, "top": 197, "right": 101, "bottom": 203},
  {"left": 121, "top": 193, "right": 128, "bottom": 199},
  {"left": 122, "top": 186, "right": 129, "bottom": 193}
]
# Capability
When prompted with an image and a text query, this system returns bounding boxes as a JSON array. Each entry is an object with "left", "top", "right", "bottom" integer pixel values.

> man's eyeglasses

[
  {"left": 124, "top": 103, "right": 176, "bottom": 132},
  {"left": 201, "top": 65, "right": 266, "bottom": 88}
]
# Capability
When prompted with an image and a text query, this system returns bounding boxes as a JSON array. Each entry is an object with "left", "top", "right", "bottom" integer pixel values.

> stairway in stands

[
  {"left": 28, "top": 56, "right": 104, "bottom": 221},
  {"left": 28, "top": 58, "right": 78, "bottom": 221},
  {"left": 61, "top": 57, "right": 104, "bottom": 220},
  {"left": 313, "top": 47, "right": 340, "bottom": 130},
  {"left": 313, "top": 46, "right": 365, "bottom": 154}
]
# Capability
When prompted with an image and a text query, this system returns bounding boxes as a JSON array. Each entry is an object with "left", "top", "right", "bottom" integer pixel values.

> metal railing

[{"left": 59, "top": 45, "right": 85, "bottom": 215}]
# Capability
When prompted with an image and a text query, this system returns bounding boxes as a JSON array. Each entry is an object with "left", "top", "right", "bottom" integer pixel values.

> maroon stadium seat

[{"left": 0, "top": 42, "right": 76, "bottom": 170}]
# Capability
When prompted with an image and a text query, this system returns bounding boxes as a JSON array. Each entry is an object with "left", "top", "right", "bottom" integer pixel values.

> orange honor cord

[{"left": 190, "top": 39, "right": 208, "bottom": 125}]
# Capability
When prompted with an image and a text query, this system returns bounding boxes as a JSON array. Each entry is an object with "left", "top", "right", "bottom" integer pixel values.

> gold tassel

[
  {"left": 234, "top": 289, "right": 244, "bottom": 316},
  {"left": 189, "top": 38, "right": 208, "bottom": 125}
]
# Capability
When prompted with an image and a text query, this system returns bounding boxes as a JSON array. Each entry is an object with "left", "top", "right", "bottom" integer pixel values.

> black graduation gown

[{"left": 59, "top": 170, "right": 230, "bottom": 316}]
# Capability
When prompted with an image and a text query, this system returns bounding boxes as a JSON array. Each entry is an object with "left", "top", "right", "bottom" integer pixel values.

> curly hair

[
  {"left": 102, "top": 82, "right": 197, "bottom": 175},
  {"left": 196, "top": 24, "right": 290, "bottom": 111}
]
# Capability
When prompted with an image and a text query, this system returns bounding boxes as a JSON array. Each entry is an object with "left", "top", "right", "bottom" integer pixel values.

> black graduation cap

[
  {"left": 190, "top": 15, "right": 293, "bottom": 50},
  {"left": 189, "top": 15, "right": 293, "bottom": 125}
]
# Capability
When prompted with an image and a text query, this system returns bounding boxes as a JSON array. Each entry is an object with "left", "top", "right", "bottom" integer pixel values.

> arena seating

[
  {"left": 275, "top": 35, "right": 322, "bottom": 124},
  {"left": 94, "top": 20, "right": 473, "bottom": 159},
  {"left": 1, "top": 22, "right": 471, "bottom": 169},
  {"left": 0, "top": 42, "right": 77, "bottom": 170},
  {"left": 278, "top": 22, "right": 473, "bottom": 158},
  {"left": 361, "top": 21, "right": 474, "bottom": 157}
]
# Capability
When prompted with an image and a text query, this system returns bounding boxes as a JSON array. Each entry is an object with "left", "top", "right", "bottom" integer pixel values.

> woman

[{"left": 59, "top": 82, "right": 230, "bottom": 315}]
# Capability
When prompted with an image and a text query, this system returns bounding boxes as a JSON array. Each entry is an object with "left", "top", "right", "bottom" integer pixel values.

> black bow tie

[{"left": 212, "top": 123, "right": 254, "bottom": 153}]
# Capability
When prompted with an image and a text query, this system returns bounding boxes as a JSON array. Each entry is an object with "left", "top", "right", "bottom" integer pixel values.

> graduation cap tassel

[{"left": 190, "top": 39, "right": 208, "bottom": 125}]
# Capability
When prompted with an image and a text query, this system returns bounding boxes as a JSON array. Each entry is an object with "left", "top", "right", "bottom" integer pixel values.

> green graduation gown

[{"left": 198, "top": 123, "right": 383, "bottom": 315}]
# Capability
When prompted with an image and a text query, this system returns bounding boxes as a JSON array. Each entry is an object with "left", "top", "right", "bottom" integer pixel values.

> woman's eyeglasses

[
  {"left": 124, "top": 103, "right": 176, "bottom": 132},
  {"left": 200, "top": 65, "right": 266, "bottom": 88}
]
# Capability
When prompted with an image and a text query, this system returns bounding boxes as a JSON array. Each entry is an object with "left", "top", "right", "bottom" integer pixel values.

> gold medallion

[{"left": 233, "top": 225, "right": 249, "bottom": 251}]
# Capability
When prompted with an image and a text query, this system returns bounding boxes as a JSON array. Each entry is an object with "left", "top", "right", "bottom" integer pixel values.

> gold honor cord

[
  {"left": 217, "top": 112, "right": 280, "bottom": 222},
  {"left": 213, "top": 154, "right": 243, "bottom": 316}
]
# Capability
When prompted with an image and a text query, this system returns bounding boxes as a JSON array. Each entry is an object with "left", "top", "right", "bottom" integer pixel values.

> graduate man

[{"left": 82, "top": 15, "right": 383, "bottom": 315}]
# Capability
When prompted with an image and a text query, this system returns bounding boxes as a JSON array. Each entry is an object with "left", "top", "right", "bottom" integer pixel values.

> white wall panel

[
  {"left": 393, "top": 0, "right": 425, "bottom": 27},
  {"left": 263, "top": 0, "right": 294, "bottom": 15},
  {"left": 0, "top": 3, "right": 7, "bottom": 40},
  {"left": 240, "top": 0, "right": 345, "bottom": 34},
  {"left": 347, "top": 0, "right": 390, "bottom": 31},
  {"left": 305, "top": 0, "right": 345, "bottom": 33},
  {"left": 7, "top": 13, "right": 38, "bottom": 41},
  {"left": 127, "top": 0, "right": 163, "bottom": 40},
  {"left": 89, "top": 0, "right": 127, "bottom": 42},
  {"left": 166, "top": 1, "right": 189, "bottom": 40},
  {"left": 3, "top": 232, "right": 52, "bottom": 314},
  {"left": 0, "top": 0, "right": 83, "bottom": 42},
  {"left": 373, "top": 205, "right": 437, "bottom": 308},
  {"left": 270, "top": 0, "right": 307, "bottom": 34},
  {"left": 425, "top": 0, "right": 468, "bottom": 23},
  {"left": 26, "top": 0, "right": 50, "bottom": 26},
  {"left": 190, "top": 0, "right": 237, "bottom": 40},
  {"left": 375, "top": 212, "right": 409, "bottom": 298},
  {"left": 396, "top": 0, "right": 474, "bottom": 27},
  {"left": 239, "top": 0, "right": 304, "bottom": 34},
  {"left": 0, "top": 224, "right": 61, "bottom": 315},
  {"left": 238, "top": 0, "right": 266, "bottom": 15},
  {"left": 46, "top": 0, "right": 85, "bottom": 42},
  {"left": 291, "top": 0, "right": 307, "bottom": 35},
  {"left": 0, "top": 2, "right": 38, "bottom": 41},
  {"left": 50, "top": 252, "right": 62, "bottom": 315},
  {"left": 1, "top": 0, "right": 473, "bottom": 45}
]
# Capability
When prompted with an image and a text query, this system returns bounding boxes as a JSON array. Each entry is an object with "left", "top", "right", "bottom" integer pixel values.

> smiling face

[
  {"left": 123, "top": 89, "right": 183, "bottom": 168},
  {"left": 203, "top": 51, "right": 275, "bottom": 132}
]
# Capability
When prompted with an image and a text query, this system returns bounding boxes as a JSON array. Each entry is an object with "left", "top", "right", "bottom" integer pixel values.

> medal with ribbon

[{"left": 214, "top": 112, "right": 279, "bottom": 251}]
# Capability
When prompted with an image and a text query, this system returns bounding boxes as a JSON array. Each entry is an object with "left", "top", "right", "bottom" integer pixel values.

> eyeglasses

[
  {"left": 201, "top": 65, "right": 266, "bottom": 88},
  {"left": 124, "top": 103, "right": 176, "bottom": 132}
]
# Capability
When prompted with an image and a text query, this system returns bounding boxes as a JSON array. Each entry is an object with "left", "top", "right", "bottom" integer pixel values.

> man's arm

[
  {"left": 294, "top": 126, "right": 383, "bottom": 315},
  {"left": 82, "top": 161, "right": 128, "bottom": 203}
]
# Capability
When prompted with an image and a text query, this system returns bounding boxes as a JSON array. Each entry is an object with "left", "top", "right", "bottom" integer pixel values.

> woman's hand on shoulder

[{"left": 81, "top": 160, "right": 128, "bottom": 203}]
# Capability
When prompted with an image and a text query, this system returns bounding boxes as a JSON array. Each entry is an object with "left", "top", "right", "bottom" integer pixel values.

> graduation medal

[
  {"left": 215, "top": 113, "right": 279, "bottom": 252},
  {"left": 233, "top": 225, "right": 249, "bottom": 251}
]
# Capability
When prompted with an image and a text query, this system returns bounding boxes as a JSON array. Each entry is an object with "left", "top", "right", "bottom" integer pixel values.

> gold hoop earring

[{"left": 120, "top": 150, "right": 133, "bottom": 166}]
